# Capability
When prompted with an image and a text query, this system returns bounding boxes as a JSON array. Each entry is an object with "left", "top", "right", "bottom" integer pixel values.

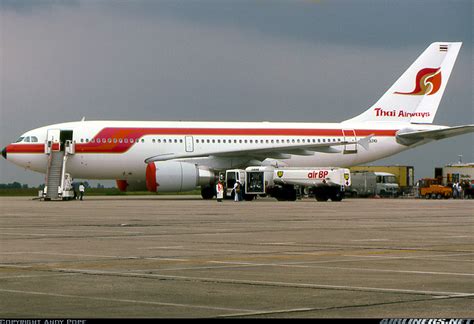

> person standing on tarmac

[
  {"left": 216, "top": 180, "right": 224, "bottom": 202},
  {"left": 233, "top": 180, "right": 241, "bottom": 202},
  {"left": 72, "top": 182, "right": 77, "bottom": 200},
  {"left": 79, "top": 183, "right": 85, "bottom": 201}
]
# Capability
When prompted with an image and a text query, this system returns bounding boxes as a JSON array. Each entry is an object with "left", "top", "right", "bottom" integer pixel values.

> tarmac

[{"left": 0, "top": 196, "right": 473, "bottom": 318}]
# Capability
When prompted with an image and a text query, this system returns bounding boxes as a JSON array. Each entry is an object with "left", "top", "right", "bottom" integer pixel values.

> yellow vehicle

[{"left": 418, "top": 178, "right": 452, "bottom": 199}]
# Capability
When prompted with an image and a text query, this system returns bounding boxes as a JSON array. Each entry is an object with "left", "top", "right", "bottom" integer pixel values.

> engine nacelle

[{"left": 146, "top": 161, "right": 214, "bottom": 192}]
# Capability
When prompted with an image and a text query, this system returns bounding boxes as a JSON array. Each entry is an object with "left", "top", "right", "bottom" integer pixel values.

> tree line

[{"left": 0, "top": 182, "right": 111, "bottom": 189}]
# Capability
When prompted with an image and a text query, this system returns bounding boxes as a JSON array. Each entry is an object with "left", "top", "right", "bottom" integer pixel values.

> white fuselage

[{"left": 4, "top": 120, "right": 442, "bottom": 182}]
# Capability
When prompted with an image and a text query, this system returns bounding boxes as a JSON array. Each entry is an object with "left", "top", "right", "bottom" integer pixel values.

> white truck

[
  {"left": 224, "top": 166, "right": 351, "bottom": 202},
  {"left": 348, "top": 171, "right": 399, "bottom": 197}
]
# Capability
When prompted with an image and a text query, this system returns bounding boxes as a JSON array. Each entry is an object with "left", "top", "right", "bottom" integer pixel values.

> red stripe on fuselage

[
  {"left": 8, "top": 127, "right": 398, "bottom": 154},
  {"left": 6, "top": 144, "right": 44, "bottom": 154}
]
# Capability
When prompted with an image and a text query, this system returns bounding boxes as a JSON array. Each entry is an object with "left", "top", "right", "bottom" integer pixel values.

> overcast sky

[{"left": 0, "top": 0, "right": 472, "bottom": 186}]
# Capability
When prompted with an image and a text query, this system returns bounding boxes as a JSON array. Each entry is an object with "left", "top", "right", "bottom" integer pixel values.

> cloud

[
  {"left": 0, "top": 0, "right": 79, "bottom": 13},
  {"left": 0, "top": 1, "right": 472, "bottom": 186}
]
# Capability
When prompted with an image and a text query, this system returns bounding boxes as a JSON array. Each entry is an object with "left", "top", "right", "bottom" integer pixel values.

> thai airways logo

[{"left": 395, "top": 67, "right": 441, "bottom": 96}]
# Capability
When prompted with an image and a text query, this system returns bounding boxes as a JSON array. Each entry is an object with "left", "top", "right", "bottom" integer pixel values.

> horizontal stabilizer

[{"left": 396, "top": 125, "right": 474, "bottom": 145}]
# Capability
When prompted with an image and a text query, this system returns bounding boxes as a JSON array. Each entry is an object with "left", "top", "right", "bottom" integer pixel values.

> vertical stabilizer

[{"left": 344, "top": 42, "right": 462, "bottom": 124}]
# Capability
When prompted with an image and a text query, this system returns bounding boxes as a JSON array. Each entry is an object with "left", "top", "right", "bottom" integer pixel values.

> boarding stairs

[{"left": 43, "top": 140, "right": 75, "bottom": 201}]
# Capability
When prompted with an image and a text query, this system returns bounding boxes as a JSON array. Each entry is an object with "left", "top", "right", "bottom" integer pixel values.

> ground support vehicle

[
  {"left": 418, "top": 178, "right": 452, "bottom": 199},
  {"left": 350, "top": 165, "right": 414, "bottom": 195},
  {"left": 225, "top": 166, "right": 351, "bottom": 202},
  {"left": 348, "top": 171, "right": 399, "bottom": 197}
]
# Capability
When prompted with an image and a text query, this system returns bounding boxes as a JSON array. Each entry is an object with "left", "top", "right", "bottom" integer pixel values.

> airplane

[{"left": 2, "top": 42, "right": 473, "bottom": 199}]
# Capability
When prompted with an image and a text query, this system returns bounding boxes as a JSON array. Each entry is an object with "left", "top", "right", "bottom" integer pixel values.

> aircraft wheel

[
  {"left": 330, "top": 192, "right": 343, "bottom": 202},
  {"left": 244, "top": 194, "right": 256, "bottom": 201},
  {"left": 315, "top": 195, "right": 328, "bottom": 202},
  {"left": 201, "top": 186, "right": 215, "bottom": 200}
]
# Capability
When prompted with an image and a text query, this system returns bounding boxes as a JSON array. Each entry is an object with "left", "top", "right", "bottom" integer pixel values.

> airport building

[{"left": 435, "top": 163, "right": 474, "bottom": 185}]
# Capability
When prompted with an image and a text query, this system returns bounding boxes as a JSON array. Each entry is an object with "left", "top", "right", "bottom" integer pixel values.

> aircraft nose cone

[{"left": 1, "top": 147, "right": 6, "bottom": 159}]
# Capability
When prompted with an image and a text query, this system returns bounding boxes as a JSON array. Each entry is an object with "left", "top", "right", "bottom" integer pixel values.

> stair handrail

[
  {"left": 43, "top": 143, "right": 54, "bottom": 196},
  {"left": 59, "top": 152, "right": 68, "bottom": 197}
]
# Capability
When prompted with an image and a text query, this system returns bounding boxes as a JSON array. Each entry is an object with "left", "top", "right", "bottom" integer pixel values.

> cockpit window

[{"left": 15, "top": 135, "right": 39, "bottom": 143}]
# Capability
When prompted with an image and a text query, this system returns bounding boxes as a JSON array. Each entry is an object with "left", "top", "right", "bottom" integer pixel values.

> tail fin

[{"left": 344, "top": 42, "right": 462, "bottom": 124}]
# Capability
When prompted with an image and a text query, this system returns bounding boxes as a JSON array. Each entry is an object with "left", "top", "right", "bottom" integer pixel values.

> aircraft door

[
  {"left": 46, "top": 129, "right": 61, "bottom": 153},
  {"left": 60, "top": 130, "right": 73, "bottom": 152},
  {"left": 342, "top": 129, "right": 358, "bottom": 154},
  {"left": 185, "top": 136, "right": 194, "bottom": 152}
]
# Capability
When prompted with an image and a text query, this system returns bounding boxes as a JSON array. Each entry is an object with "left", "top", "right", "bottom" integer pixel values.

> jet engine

[
  {"left": 115, "top": 179, "right": 148, "bottom": 192},
  {"left": 146, "top": 161, "right": 214, "bottom": 192}
]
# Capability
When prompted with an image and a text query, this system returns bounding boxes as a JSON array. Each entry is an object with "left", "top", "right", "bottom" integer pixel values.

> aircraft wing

[
  {"left": 145, "top": 135, "right": 374, "bottom": 163},
  {"left": 396, "top": 125, "right": 474, "bottom": 144}
]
